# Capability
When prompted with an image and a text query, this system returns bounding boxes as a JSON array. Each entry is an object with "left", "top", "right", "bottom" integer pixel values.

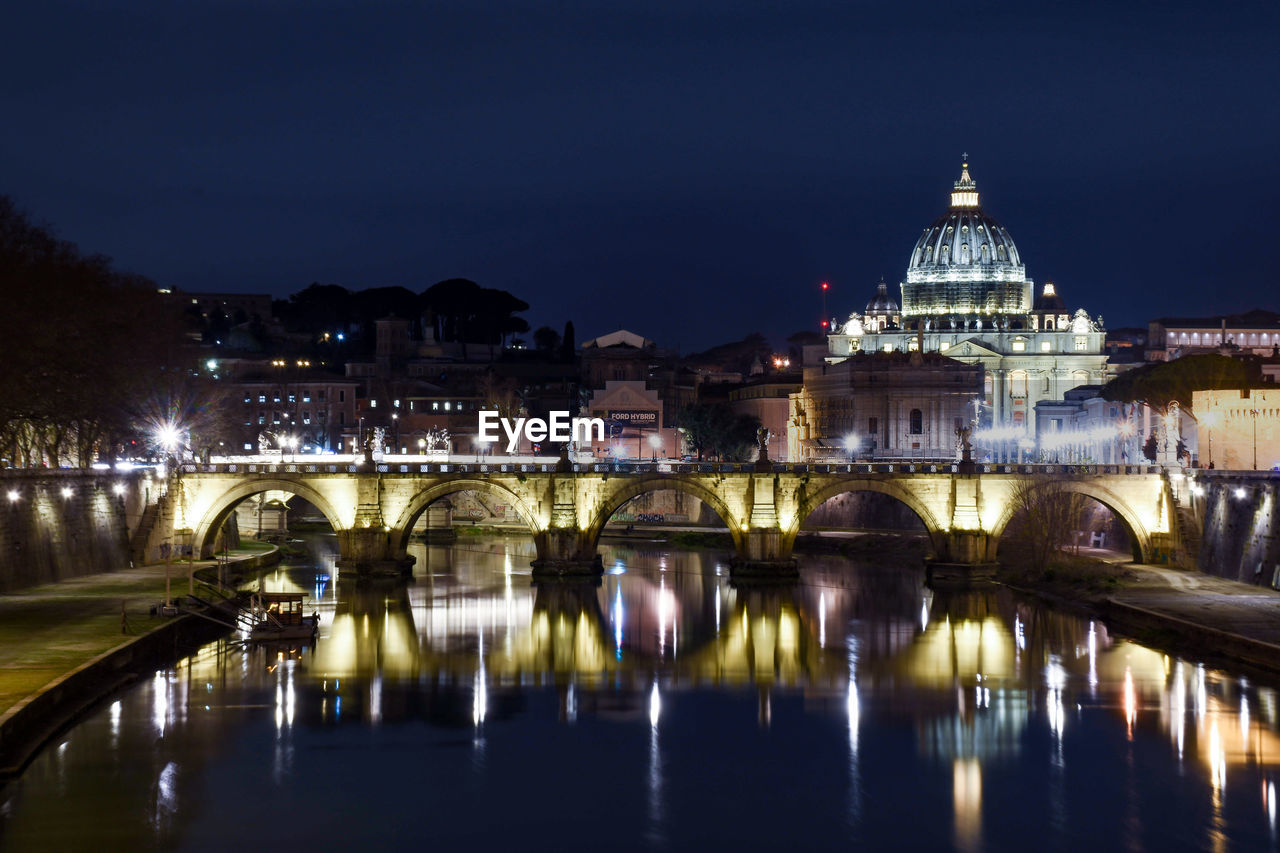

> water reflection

[{"left": 5, "top": 536, "right": 1280, "bottom": 851}]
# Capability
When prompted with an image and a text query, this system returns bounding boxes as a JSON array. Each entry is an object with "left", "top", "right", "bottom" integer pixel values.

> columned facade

[{"left": 822, "top": 159, "right": 1109, "bottom": 435}]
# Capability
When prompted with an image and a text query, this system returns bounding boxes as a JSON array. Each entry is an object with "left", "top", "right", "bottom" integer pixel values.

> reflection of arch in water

[
  {"left": 989, "top": 479, "right": 1148, "bottom": 562},
  {"left": 788, "top": 479, "right": 947, "bottom": 558},
  {"left": 585, "top": 478, "right": 744, "bottom": 553},
  {"left": 192, "top": 478, "right": 344, "bottom": 558},
  {"left": 390, "top": 480, "right": 541, "bottom": 556}
]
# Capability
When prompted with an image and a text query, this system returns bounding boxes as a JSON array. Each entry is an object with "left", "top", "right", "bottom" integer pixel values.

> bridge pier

[
  {"left": 531, "top": 529, "right": 602, "bottom": 578},
  {"left": 925, "top": 530, "right": 998, "bottom": 584},
  {"left": 336, "top": 527, "right": 415, "bottom": 579},
  {"left": 730, "top": 474, "right": 797, "bottom": 578}
]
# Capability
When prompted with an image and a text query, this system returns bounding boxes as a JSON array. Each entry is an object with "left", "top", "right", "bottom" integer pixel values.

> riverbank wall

[
  {"left": 0, "top": 613, "right": 228, "bottom": 779},
  {"left": 0, "top": 470, "right": 160, "bottom": 592},
  {"left": 1193, "top": 471, "right": 1280, "bottom": 586}
]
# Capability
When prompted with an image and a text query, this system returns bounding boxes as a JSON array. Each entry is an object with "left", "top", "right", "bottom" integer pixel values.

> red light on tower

[
  {"left": 821, "top": 281, "right": 829, "bottom": 290},
  {"left": 821, "top": 320, "right": 829, "bottom": 328}
]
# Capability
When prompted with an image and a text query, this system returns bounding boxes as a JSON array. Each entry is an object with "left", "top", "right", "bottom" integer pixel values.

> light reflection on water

[{"left": 2, "top": 534, "right": 1280, "bottom": 852}]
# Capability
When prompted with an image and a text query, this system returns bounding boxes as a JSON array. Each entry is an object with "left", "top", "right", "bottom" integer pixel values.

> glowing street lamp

[
  {"left": 843, "top": 433, "right": 860, "bottom": 463},
  {"left": 1199, "top": 410, "right": 1221, "bottom": 468},
  {"left": 417, "top": 437, "right": 427, "bottom": 456}
]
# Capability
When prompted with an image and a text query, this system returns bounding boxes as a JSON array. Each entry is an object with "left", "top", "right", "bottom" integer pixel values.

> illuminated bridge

[{"left": 168, "top": 459, "right": 1181, "bottom": 579}]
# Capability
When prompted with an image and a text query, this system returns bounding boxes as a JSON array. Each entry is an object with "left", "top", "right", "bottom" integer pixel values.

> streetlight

[
  {"left": 1251, "top": 408, "right": 1260, "bottom": 471},
  {"left": 648, "top": 432, "right": 662, "bottom": 462},
  {"left": 843, "top": 433, "right": 859, "bottom": 463},
  {"left": 1200, "top": 410, "right": 1220, "bottom": 469},
  {"left": 417, "top": 437, "right": 427, "bottom": 456},
  {"left": 391, "top": 413, "right": 400, "bottom": 453}
]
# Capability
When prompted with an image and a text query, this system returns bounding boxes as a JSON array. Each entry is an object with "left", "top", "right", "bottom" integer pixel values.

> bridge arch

[
  {"left": 191, "top": 477, "right": 347, "bottom": 558},
  {"left": 989, "top": 478, "right": 1152, "bottom": 563},
  {"left": 585, "top": 477, "right": 745, "bottom": 553},
  {"left": 790, "top": 478, "right": 949, "bottom": 556},
  {"left": 390, "top": 479, "right": 541, "bottom": 555}
]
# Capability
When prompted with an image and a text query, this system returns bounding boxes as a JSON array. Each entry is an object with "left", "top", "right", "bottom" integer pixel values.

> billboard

[{"left": 604, "top": 409, "right": 658, "bottom": 425}]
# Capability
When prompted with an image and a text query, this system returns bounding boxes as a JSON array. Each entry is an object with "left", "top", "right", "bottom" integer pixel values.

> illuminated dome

[
  {"left": 900, "top": 158, "right": 1032, "bottom": 317},
  {"left": 864, "top": 278, "right": 899, "bottom": 314}
]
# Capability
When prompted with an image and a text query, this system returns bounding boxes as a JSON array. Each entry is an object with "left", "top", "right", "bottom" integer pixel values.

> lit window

[
  {"left": 394, "top": 399, "right": 400, "bottom": 408},
  {"left": 370, "top": 400, "right": 377, "bottom": 408},
  {"left": 273, "top": 396, "right": 281, "bottom": 404},
  {"left": 1040, "top": 341, "right": 1052, "bottom": 352},
  {"left": 883, "top": 343, "right": 893, "bottom": 352},
  {"left": 258, "top": 395, "right": 266, "bottom": 404},
  {"left": 939, "top": 341, "right": 949, "bottom": 352},
  {"left": 1011, "top": 338, "right": 1026, "bottom": 352},
  {"left": 444, "top": 402, "right": 451, "bottom": 411},
  {"left": 303, "top": 395, "right": 311, "bottom": 403},
  {"left": 243, "top": 395, "right": 251, "bottom": 404},
  {"left": 288, "top": 394, "right": 296, "bottom": 403},
  {"left": 244, "top": 443, "right": 253, "bottom": 451},
  {"left": 258, "top": 416, "right": 265, "bottom": 425},
  {"left": 909, "top": 409, "right": 923, "bottom": 434},
  {"left": 1010, "top": 370, "right": 1028, "bottom": 398},
  {"left": 432, "top": 402, "right": 439, "bottom": 411},
  {"left": 1075, "top": 336, "right": 1087, "bottom": 351}
]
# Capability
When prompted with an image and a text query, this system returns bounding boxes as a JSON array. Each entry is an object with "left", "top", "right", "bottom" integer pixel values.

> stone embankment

[{"left": 0, "top": 545, "right": 278, "bottom": 779}]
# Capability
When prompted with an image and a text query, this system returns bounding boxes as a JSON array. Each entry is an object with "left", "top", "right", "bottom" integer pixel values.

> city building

[
  {"left": 1148, "top": 309, "right": 1280, "bottom": 362},
  {"left": 788, "top": 351, "right": 982, "bottom": 461},
  {"left": 1193, "top": 388, "right": 1280, "bottom": 471},
  {"left": 583, "top": 380, "right": 680, "bottom": 459},
  {"left": 823, "top": 158, "right": 1109, "bottom": 433},
  {"left": 727, "top": 373, "right": 803, "bottom": 462}
]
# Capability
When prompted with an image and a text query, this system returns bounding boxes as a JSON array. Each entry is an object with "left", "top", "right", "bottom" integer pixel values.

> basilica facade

[{"left": 824, "top": 159, "right": 1108, "bottom": 434}]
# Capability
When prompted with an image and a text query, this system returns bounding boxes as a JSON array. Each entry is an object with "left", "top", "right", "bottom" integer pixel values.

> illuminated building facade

[{"left": 824, "top": 159, "right": 1109, "bottom": 433}]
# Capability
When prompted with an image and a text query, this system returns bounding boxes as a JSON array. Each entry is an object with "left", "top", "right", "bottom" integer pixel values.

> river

[{"left": 1, "top": 533, "right": 1277, "bottom": 852}]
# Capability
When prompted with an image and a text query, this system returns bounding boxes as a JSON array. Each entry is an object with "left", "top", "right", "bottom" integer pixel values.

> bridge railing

[{"left": 180, "top": 462, "right": 1165, "bottom": 477}]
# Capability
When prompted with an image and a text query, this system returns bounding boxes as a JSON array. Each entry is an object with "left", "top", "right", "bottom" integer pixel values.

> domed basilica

[{"left": 826, "top": 158, "right": 1108, "bottom": 433}]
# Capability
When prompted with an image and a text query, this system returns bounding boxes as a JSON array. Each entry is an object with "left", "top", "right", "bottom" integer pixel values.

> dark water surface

[{"left": 2, "top": 534, "right": 1279, "bottom": 852}]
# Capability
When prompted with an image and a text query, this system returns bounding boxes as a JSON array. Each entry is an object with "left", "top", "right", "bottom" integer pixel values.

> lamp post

[
  {"left": 843, "top": 433, "right": 859, "bottom": 464},
  {"left": 418, "top": 437, "right": 427, "bottom": 457},
  {"left": 1252, "top": 408, "right": 1260, "bottom": 470},
  {"left": 391, "top": 413, "right": 400, "bottom": 453},
  {"left": 1200, "top": 410, "right": 1220, "bottom": 468},
  {"left": 649, "top": 432, "right": 662, "bottom": 462}
]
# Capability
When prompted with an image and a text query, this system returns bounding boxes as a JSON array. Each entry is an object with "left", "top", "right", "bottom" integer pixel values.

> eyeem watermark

[{"left": 477, "top": 411, "right": 605, "bottom": 452}]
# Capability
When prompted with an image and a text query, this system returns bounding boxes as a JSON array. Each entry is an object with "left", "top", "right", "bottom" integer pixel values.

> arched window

[
  {"left": 939, "top": 245, "right": 950, "bottom": 265},
  {"left": 997, "top": 245, "right": 1007, "bottom": 261},
  {"left": 1010, "top": 370, "right": 1028, "bottom": 398},
  {"left": 909, "top": 409, "right": 923, "bottom": 435},
  {"left": 980, "top": 243, "right": 991, "bottom": 263},
  {"left": 960, "top": 243, "right": 971, "bottom": 264}
]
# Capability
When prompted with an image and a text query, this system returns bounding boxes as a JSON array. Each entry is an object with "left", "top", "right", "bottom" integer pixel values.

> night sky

[{"left": 5, "top": 0, "right": 1278, "bottom": 350}]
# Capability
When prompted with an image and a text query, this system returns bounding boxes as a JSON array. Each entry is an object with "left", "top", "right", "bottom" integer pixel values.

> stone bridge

[{"left": 169, "top": 459, "right": 1179, "bottom": 579}]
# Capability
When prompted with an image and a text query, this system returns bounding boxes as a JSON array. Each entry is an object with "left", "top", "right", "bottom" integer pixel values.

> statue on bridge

[
  {"left": 756, "top": 426, "right": 771, "bottom": 464},
  {"left": 956, "top": 424, "right": 974, "bottom": 464}
]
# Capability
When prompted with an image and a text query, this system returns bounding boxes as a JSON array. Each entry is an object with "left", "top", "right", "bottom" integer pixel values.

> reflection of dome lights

[{"left": 648, "top": 682, "right": 661, "bottom": 727}]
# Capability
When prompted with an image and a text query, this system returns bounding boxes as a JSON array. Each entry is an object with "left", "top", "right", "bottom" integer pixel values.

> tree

[
  {"left": 1101, "top": 354, "right": 1253, "bottom": 414},
  {"left": 676, "top": 403, "right": 761, "bottom": 461},
  {"left": 560, "top": 321, "right": 576, "bottom": 363},
  {"left": 786, "top": 329, "right": 824, "bottom": 366},
  {"left": 1004, "top": 475, "right": 1089, "bottom": 573},
  {"left": 533, "top": 326, "right": 561, "bottom": 355},
  {"left": 0, "top": 196, "right": 186, "bottom": 466}
]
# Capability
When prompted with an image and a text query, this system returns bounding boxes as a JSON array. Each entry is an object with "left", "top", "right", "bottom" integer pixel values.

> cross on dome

[{"left": 951, "top": 155, "right": 979, "bottom": 207}]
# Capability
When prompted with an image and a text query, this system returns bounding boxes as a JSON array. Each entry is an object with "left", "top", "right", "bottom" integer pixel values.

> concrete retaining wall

[
  {"left": 0, "top": 470, "right": 158, "bottom": 592},
  {"left": 1196, "top": 473, "right": 1280, "bottom": 585}
]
